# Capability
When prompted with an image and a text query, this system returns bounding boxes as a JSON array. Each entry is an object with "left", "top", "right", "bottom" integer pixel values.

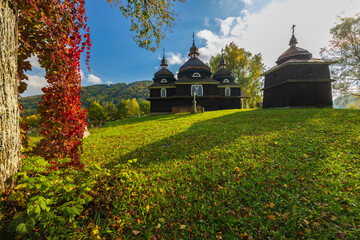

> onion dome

[
  {"left": 178, "top": 34, "right": 211, "bottom": 77},
  {"left": 154, "top": 49, "right": 174, "bottom": 78},
  {"left": 189, "top": 32, "right": 200, "bottom": 58},
  {"left": 219, "top": 54, "right": 226, "bottom": 68},
  {"left": 213, "top": 50, "right": 233, "bottom": 80},
  {"left": 276, "top": 25, "right": 312, "bottom": 65},
  {"left": 160, "top": 48, "right": 168, "bottom": 68}
]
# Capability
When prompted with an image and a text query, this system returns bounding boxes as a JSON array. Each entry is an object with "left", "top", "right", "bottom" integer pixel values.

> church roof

[
  {"left": 262, "top": 58, "right": 334, "bottom": 76},
  {"left": 154, "top": 68, "right": 174, "bottom": 78},
  {"left": 213, "top": 68, "right": 232, "bottom": 79},
  {"left": 218, "top": 83, "right": 241, "bottom": 87},
  {"left": 276, "top": 45, "right": 312, "bottom": 65},
  {"left": 178, "top": 58, "right": 211, "bottom": 73},
  {"left": 148, "top": 82, "right": 176, "bottom": 88},
  {"left": 276, "top": 28, "right": 312, "bottom": 65}
]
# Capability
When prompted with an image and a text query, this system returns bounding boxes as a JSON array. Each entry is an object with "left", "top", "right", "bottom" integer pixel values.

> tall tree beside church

[
  {"left": 209, "top": 42, "right": 264, "bottom": 107},
  {"left": 321, "top": 13, "right": 360, "bottom": 108},
  {"left": 0, "top": 0, "right": 21, "bottom": 191}
]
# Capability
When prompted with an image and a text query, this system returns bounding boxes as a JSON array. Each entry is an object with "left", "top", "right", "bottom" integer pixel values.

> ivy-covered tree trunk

[{"left": 0, "top": 0, "right": 21, "bottom": 191}]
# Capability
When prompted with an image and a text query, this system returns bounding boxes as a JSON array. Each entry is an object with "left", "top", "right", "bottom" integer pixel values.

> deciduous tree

[
  {"left": 0, "top": 0, "right": 21, "bottom": 191},
  {"left": 321, "top": 13, "right": 360, "bottom": 108},
  {"left": 126, "top": 98, "right": 140, "bottom": 117},
  {"left": 87, "top": 102, "right": 106, "bottom": 126},
  {"left": 209, "top": 42, "right": 264, "bottom": 107},
  {"left": 140, "top": 101, "right": 151, "bottom": 115},
  {"left": 108, "top": 0, "right": 184, "bottom": 51},
  {"left": 104, "top": 102, "right": 118, "bottom": 121},
  {"left": 117, "top": 99, "right": 129, "bottom": 119}
]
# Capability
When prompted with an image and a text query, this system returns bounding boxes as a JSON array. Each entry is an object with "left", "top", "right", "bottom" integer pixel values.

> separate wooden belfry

[
  {"left": 148, "top": 36, "right": 250, "bottom": 115},
  {"left": 262, "top": 26, "right": 334, "bottom": 108}
]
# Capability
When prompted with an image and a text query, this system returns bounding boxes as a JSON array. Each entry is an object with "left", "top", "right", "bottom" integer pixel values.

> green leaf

[{"left": 16, "top": 223, "right": 28, "bottom": 236}]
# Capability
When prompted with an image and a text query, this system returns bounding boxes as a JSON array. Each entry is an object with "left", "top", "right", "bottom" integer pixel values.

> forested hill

[{"left": 20, "top": 80, "right": 152, "bottom": 116}]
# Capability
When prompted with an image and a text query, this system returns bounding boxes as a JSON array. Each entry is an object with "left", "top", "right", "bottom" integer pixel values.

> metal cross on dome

[{"left": 292, "top": 24, "right": 296, "bottom": 34}]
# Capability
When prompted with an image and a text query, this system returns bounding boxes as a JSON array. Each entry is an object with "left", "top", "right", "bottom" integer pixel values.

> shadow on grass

[
  {"left": 105, "top": 108, "right": 322, "bottom": 169},
  {"left": 101, "top": 113, "right": 192, "bottom": 129}
]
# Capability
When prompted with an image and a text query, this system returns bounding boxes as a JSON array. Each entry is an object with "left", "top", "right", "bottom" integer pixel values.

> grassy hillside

[
  {"left": 2, "top": 109, "right": 360, "bottom": 239},
  {"left": 20, "top": 80, "right": 151, "bottom": 116}
]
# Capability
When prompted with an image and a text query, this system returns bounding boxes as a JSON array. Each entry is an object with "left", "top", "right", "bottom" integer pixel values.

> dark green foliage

[
  {"left": 103, "top": 102, "right": 117, "bottom": 121},
  {"left": 87, "top": 102, "right": 106, "bottom": 126},
  {"left": 140, "top": 101, "right": 150, "bottom": 115},
  {"left": 81, "top": 81, "right": 151, "bottom": 109},
  {"left": 19, "top": 80, "right": 152, "bottom": 117},
  {"left": 117, "top": 99, "right": 129, "bottom": 119}
]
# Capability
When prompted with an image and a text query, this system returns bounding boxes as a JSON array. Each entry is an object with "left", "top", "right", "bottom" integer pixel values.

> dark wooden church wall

[
  {"left": 151, "top": 99, "right": 174, "bottom": 112},
  {"left": 203, "top": 85, "right": 218, "bottom": 95},
  {"left": 150, "top": 89, "right": 161, "bottom": 97},
  {"left": 263, "top": 82, "right": 333, "bottom": 108},
  {"left": 288, "top": 82, "right": 333, "bottom": 106},
  {"left": 264, "top": 64, "right": 331, "bottom": 89},
  {"left": 263, "top": 84, "right": 289, "bottom": 108},
  {"left": 286, "top": 65, "right": 330, "bottom": 80},
  {"left": 167, "top": 88, "right": 176, "bottom": 97},
  {"left": 197, "top": 98, "right": 219, "bottom": 111},
  {"left": 231, "top": 88, "right": 241, "bottom": 96},
  {"left": 218, "top": 98, "right": 241, "bottom": 109},
  {"left": 176, "top": 85, "right": 190, "bottom": 95}
]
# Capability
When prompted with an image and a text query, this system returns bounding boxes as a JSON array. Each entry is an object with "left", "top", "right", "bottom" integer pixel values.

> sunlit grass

[{"left": 2, "top": 108, "right": 359, "bottom": 239}]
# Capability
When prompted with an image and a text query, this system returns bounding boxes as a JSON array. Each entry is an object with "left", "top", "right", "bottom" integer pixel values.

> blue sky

[{"left": 24, "top": 0, "right": 360, "bottom": 96}]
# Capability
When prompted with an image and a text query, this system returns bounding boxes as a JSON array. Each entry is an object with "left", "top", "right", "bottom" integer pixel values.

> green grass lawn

[{"left": 1, "top": 108, "right": 360, "bottom": 239}]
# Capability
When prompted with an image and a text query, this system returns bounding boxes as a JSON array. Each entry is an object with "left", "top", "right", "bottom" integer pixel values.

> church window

[
  {"left": 223, "top": 79, "right": 230, "bottom": 83},
  {"left": 192, "top": 72, "right": 201, "bottom": 78},
  {"left": 225, "top": 87, "right": 231, "bottom": 96},
  {"left": 161, "top": 88, "right": 167, "bottom": 97},
  {"left": 191, "top": 85, "right": 203, "bottom": 96},
  {"left": 161, "top": 79, "right": 167, "bottom": 83}
]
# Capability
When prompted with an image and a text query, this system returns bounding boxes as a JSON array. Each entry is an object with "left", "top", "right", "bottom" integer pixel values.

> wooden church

[
  {"left": 262, "top": 26, "right": 334, "bottom": 108},
  {"left": 148, "top": 37, "right": 250, "bottom": 114}
]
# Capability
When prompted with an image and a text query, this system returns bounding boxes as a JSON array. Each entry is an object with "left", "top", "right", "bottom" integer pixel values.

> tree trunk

[{"left": 0, "top": 0, "right": 21, "bottom": 192}]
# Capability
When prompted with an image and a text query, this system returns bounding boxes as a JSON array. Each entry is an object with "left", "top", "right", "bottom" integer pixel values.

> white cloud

[
  {"left": 80, "top": 70, "right": 85, "bottom": 81},
  {"left": 204, "top": 17, "right": 210, "bottom": 27},
  {"left": 241, "top": 0, "right": 252, "bottom": 5},
  {"left": 87, "top": 73, "right": 102, "bottom": 84},
  {"left": 196, "top": 0, "right": 360, "bottom": 69},
  {"left": 24, "top": 74, "right": 47, "bottom": 96},
  {"left": 28, "top": 55, "right": 42, "bottom": 70},
  {"left": 166, "top": 52, "right": 188, "bottom": 66}
]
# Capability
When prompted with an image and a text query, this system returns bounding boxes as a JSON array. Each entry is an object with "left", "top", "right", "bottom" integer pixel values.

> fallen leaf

[
  {"left": 179, "top": 225, "right": 186, "bottom": 230},
  {"left": 267, "top": 215, "right": 276, "bottom": 221},
  {"left": 133, "top": 230, "right": 140, "bottom": 235},
  {"left": 335, "top": 230, "right": 345, "bottom": 239}
]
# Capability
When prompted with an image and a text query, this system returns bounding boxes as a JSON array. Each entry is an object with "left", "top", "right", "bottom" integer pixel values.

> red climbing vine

[{"left": 16, "top": 0, "right": 91, "bottom": 168}]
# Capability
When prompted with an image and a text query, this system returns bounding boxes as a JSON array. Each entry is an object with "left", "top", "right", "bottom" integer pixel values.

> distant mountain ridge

[{"left": 20, "top": 80, "right": 152, "bottom": 116}]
